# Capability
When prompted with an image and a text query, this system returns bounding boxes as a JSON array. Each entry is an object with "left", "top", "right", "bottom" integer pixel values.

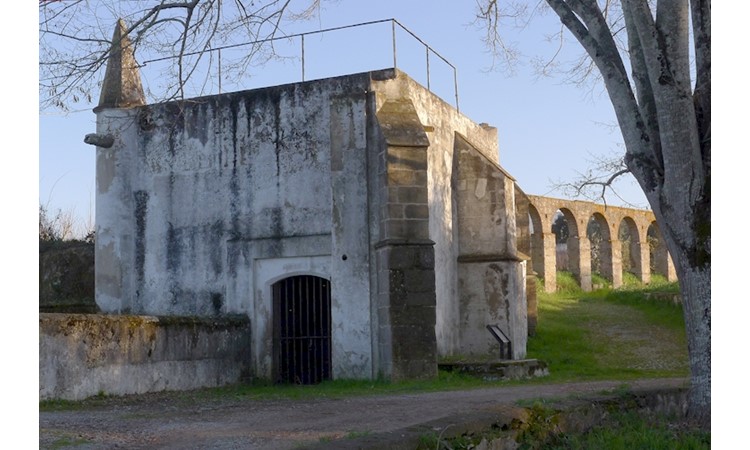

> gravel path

[{"left": 40, "top": 377, "right": 688, "bottom": 449}]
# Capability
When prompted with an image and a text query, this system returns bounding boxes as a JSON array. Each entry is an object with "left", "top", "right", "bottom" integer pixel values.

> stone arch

[
  {"left": 648, "top": 221, "right": 676, "bottom": 281},
  {"left": 587, "top": 212, "right": 614, "bottom": 287},
  {"left": 526, "top": 194, "right": 676, "bottom": 290},
  {"left": 528, "top": 205, "right": 544, "bottom": 245},
  {"left": 557, "top": 207, "right": 580, "bottom": 238},
  {"left": 528, "top": 203, "right": 557, "bottom": 292},
  {"left": 618, "top": 216, "right": 648, "bottom": 284},
  {"left": 557, "top": 207, "right": 592, "bottom": 291},
  {"left": 550, "top": 210, "right": 569, "bottom": 271}
]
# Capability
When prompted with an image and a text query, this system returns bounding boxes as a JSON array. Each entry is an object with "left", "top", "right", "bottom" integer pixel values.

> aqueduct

[{"left": 516, "top": 193, "right": 676, "bottom": 294}]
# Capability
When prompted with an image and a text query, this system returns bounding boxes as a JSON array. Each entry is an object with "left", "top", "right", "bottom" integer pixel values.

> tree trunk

[
  {"left": 672, "top": 252, "right": 711, "bottom": 426},
  {"left": 655, "top": 197, "right": 711, "bottom": 427}
]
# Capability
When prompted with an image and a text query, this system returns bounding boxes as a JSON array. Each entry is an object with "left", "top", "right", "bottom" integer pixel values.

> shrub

[{"left": 39, "top": 204, "right": 94, "bottom": 247}]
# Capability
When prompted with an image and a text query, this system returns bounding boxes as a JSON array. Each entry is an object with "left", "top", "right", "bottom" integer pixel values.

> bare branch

[
  {"left": 549, "top": 149, "right": 647, "bottom": 208},
  {"left": 39, "top": 0, "right": 324, "bottom": 111},
  {"left": 471, "top": 0, "right": 532, "bottom": 73},
  {"left": 621, "top": 5, "right": 660, "bottom": 162}
]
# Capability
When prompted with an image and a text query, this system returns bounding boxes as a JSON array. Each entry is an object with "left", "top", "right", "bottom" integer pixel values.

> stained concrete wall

[
  {"left": 96, "top": 74, "right": 376, "bottom": 380},
  {"left": 39, "top": 313, "right": 251, "bottom": 400}
]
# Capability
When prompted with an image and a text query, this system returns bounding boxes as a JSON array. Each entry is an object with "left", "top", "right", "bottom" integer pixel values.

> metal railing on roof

[{"left": 139, "top": 18, "right": 459, "bottom": 111}]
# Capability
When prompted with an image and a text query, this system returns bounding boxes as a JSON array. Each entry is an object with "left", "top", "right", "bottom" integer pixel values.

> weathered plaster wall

[
  {"left": 130, "top": 82, "right": 345, "bottom": 315},
  {"left": 329, "top": 94, "right": 374, "bottom": 379},
  {"left": 514, "top": 187, "right": 538, "bottom": 336},
  {"left": 457, "top": 260, "right": 527, "bottom": 358},
  {"left": 95, "top": 108, "right": 141, "bottom": 314},
  {"left": 96, "top": 74, "right": 377, "bottom": 380},
  {"left": 39, "top": 313, "right": 251, "bottom": 400}
]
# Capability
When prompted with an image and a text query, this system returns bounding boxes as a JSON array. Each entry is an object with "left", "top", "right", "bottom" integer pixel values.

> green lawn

[{"left": 529, "top": 272, "right": 688, "bottom": 382}]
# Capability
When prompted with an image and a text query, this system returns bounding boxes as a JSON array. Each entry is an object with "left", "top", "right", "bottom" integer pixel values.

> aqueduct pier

[{"left": 517, "top": 194, "right": 676, "bottom": 293}]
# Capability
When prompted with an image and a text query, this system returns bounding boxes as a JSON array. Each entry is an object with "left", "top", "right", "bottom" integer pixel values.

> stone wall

[
  {"left": 39, "top": 313, "right": 251, "bottom": 400},
  {"left": 452, "top": 134, "right": 527, "bottom": 359},
  {"left": 376, "top": 74, "right": 505, "bottom": 358},
  {"left": 369, "top": 72, "right": 526, "bottom": 360}
]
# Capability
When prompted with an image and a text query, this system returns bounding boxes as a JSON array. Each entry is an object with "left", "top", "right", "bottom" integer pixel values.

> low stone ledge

[
  {"left": 642, "top": 291, "right": 683, "bottom": 305},
  {"left": 39, "top": 313, "right": 252, "bottom": 401},
  {"left": 438, "top": 359, "right": 550, "bottom": 381}
]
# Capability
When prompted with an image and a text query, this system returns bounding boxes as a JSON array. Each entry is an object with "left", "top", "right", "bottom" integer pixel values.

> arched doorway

[{"left": 272, "top": 275, "right": 332, "bottom": 384}]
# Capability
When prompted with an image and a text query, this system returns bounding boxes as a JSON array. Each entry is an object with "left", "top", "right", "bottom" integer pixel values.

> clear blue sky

[{"left": 39, "top": 0, "right": 650, "bottom": 237}]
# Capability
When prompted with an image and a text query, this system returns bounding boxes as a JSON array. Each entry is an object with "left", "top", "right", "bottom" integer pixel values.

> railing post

[
  {"left": 301, "top": 34, "right": 306, "bottom": 82},
  {"left": 391, "top": 20, "right": 397, "bottom": 70},
  {"left": 426, "top": 47, "right": 430, "bottom": 91},
  {"left": 454, "top": 67, "right": 459, "bottom": 112}
]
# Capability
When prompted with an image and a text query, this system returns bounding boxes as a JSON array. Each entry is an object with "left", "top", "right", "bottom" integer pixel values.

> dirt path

[{"left": 40, "top": 378, "right": 687, "bottom": 449}]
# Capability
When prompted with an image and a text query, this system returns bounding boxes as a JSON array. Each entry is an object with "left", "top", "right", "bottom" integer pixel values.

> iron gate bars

[{"left": 273, "top": 275, "right": 332, "bottom": 385}]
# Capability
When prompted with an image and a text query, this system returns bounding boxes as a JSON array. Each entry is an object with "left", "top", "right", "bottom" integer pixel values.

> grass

[
  {"left": 622, "top": 271, "right": 643, "bottom": 287},
  {"left": 45, "top": 433, "right": 91, "bottom": 449},
  {"left": 591, "top": 272, "right": 612, "bottom": 290},
  {"left": 532, "top": 410, "right": 710, "bottom": 449},
  {"left": 554, "top": 271, "right": 582, "bottom": 294},
  {"left": 418, "top": 403, "right": 708, "bottom": 450},
  {"left": 345, "top": 430, "right": 372, "bottom": 439},
  {"left": 199, "top": 369, "right": 497, "bottom": 401},
  {"left": 528, "top": 273, "right": 688, "bottom": 382},
  {"left": 40, "top": 370, "right": 499, "bottom": 412}
]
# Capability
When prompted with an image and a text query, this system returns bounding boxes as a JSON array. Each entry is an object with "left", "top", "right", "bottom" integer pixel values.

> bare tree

[
  {"left": 476, "top": 0, "right": 710, "bottom": 425},
  {"left": 39, "top": 0, "right": 322, "bottom": 111}
]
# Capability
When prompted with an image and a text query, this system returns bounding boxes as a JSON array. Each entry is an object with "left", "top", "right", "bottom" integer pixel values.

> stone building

[{"left": 89, "top": 21, "right": 529, "bottom": 384}]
